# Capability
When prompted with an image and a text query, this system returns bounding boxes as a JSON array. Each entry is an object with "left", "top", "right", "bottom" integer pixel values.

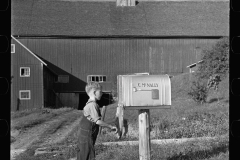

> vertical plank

[
  {"left": 139, "top": 109, "right": 150, "bottom": 160},
  {"left": 99, "top": 105, "right": 107, "bottom": 134},
  {"left": 116, "top": 104, "right": 124, "bottom": 139}
]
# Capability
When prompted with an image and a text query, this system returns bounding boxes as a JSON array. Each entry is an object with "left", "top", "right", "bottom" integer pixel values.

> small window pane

[
  {"left": 92, "top": 76, "right": 95, "bottom": 82},
  {"left": 21, "top": 69, "right": 25, "bottom": 75},
  {"left": 99, "top": 76, "right": 103, "bottom": 82},
  {"left": 103, "top": 76, "right": 106, "bottom": 82},
  {"left": 19, "top": 90, "right": 30, "bottom": 100},
  {"left": 20, "top": 67, "right": 30, "bottom": 77},
  {"left": 88, "top": 76, "right": 91, "bottom": 82},
  {"left": 96, "top": 76, "right": 99, "bottom": 82},
  {"left": 11, "top": 44, "right": 15, "bottom": 53},
  {"left": 22, "top": 92, "right": 28, "bottom": 98}
]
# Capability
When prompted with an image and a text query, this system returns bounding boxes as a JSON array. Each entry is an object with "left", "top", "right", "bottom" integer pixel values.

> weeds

[
  {"left": 12, "top": 73, "right": 229, "bottom": 160},
  {"left": 153, "top": 112, "right": 229, "bottom": 139},
  {"left": 94, "top": 135, "right": 229, "bottom": 160}
]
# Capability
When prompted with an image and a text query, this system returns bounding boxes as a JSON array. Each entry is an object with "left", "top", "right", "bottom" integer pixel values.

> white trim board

[{"left": 11, "top": 35, "right": 47, "bottom": 66}]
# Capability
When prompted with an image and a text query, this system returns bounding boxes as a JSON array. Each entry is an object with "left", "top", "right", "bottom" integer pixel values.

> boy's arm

[
  {"left": 86, "top": 103, "right": 117, "bottom": 131},
  {"left": 96, "top": 119, "right": 116, "bottom": 130}
]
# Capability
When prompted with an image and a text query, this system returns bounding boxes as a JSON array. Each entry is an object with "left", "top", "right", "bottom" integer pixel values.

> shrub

[
  {"left": 207, "top": 74, "right": 221, "bottom": 91},
  {"left": 188, "top": 37, "right": 229, "bottom": 103},
  {"left": 197, "top": 37, "right": 229, "bottom": 80},
  {"left": 188, "top": 80, "right": 208, "bottom": 104}
]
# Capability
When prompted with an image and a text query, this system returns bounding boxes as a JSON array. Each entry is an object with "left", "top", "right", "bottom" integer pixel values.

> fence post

[
  {"left": 139, "top": 109, "right": 151, "bottom": 160},
  {"left": 116, "top": 104, "right": 124, "bottom": 139},
  {"left": 99, "top": 105, "right": 106, "bottom": 134}
]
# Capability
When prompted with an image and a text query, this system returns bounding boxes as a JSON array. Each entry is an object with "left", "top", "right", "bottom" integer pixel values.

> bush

[
  {"left": 188, "top": 80, "right": 208, "bottom": 104},
  {"left": 188, "top": 37, "right": 229, "bottom": 103},
  {"left": 197, "top": 37, "right": 229, "bottom": 80}
]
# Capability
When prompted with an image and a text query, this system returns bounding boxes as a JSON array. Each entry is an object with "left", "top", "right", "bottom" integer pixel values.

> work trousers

[{"left": 77, "top": 115, "right": 99, "bottom": 160}]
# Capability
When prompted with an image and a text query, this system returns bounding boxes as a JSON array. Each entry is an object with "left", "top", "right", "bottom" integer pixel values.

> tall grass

[
  {"left": 13, "top": 73, "right": 229, "bottom": 160},
  {"left": 95, "top": 135, "right": 229, "bottom": 160}
]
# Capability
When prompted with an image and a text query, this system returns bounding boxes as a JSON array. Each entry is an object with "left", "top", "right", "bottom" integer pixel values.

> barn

[{"left": 11, "top": 0, "right": 229, "bottom": 111}]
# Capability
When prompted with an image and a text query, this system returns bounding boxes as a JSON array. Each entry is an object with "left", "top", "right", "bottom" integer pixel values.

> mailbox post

[
  {"left": 139, "top": 109, "right": 150, "bottom": 160},
  {"left": 117, "top": 74, "right": 171, "bottom": 160}
]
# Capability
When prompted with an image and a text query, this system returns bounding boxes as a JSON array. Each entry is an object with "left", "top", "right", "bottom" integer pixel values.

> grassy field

[{"left": 12, "top": 73, "right": 229, "bottom": 160}]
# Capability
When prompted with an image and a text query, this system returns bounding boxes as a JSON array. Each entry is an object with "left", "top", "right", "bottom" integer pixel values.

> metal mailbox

[{"left": 117, "top": 74, "right": 171, "bottom": 108}]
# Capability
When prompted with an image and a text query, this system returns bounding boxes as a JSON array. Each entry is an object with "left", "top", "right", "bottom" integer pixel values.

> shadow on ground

[
  {"left": 208, "top": 97, "right": 224, "bottom": 104},
  {"left": 167, "top": 142, "right": 228, "bottom": 160}
]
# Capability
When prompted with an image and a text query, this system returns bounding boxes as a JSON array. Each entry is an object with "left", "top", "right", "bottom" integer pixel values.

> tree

[
  {"left": 197, "top": 37, "right": 229, "bottom": 80},
  {"left": 188, "top": 37, "right": 229, "bottom": 103}
]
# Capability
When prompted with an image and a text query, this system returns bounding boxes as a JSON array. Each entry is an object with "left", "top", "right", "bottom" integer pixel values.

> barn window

[
  {"left": 116, "top": 0, "right": 136, "bottom": 6},
  {"left": 57, "top": 75, "right": 69, "bottom": 83},
  {"left": 11, "top": 44, "right": 15, "bottom": 53},
  {"left": 96, "top": 76, "right": 99, "bottom": 82},
  {"left": 20, "top": 67, "right": 30, "bottom": 77},
  {"left": 87, "top": 75, "right": 107, "bottom": 83},
  {"left": 19, "top": 90, "right": 31, "bottom": 100},
  {"left": 103, "top": 76, "right": 106, "bottom": 82}
]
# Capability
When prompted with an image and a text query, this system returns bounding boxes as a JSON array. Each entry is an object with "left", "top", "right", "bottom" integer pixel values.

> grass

[
  {"left": 11, "top": 108, "right": 41, "bottom": 119},
  {"left": 94, "top": 135, "right": 229, "bottom": 160},
  {"left": 13, "top": 73, "right": 229, "bottom": 160}
]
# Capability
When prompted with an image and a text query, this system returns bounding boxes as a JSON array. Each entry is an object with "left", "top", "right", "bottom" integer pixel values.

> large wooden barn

[{"left": 11, "top": 0, "right": 229, "bottom": 111}]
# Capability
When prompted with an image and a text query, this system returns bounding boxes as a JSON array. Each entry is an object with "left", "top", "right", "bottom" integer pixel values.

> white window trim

[
  {"left": 19, "top": 90, "right": 31, "bottom": 100},
  {"left": 11, "top": 44, "right": 15, "bottom": 53},
  {"left": 20, "top": 67, "right": 30, "bottom": 77},
  {"left": 87, "top": 75, "right": 107, "bottom": 83}
]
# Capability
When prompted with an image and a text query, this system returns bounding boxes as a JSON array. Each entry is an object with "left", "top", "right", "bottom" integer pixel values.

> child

[{"left": 77, "top": 82, "right": 117, "bottom": 160}]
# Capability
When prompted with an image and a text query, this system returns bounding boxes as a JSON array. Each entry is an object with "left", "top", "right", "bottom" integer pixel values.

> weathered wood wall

[
  {"left": 18, "top": 38, "right": 218, "bottom": 93},
  {"left": 11, "top": 39, "right": 44, "bottom": 111}
]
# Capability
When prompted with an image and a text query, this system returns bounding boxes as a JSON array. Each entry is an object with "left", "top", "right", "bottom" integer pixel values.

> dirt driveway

[{"left": 11, "top": 108, "right": 82, "bottom": 160}]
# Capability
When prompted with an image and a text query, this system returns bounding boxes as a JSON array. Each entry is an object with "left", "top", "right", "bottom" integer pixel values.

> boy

[{"left": 77, "top": 82, "right": 117, "bottom": 160}]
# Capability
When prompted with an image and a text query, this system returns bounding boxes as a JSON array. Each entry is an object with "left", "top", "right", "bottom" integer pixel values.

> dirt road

[{"left": 11, "top": 109, "right": 82, "bottom": 160}]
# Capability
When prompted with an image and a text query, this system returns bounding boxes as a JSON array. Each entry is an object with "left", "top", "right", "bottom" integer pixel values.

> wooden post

[
  {"left": 116, "top": 104, "right": 124, "bottom": 139},
  {"left": 99, "top": 105, "right": 106, "bottom": 134},
  {"left": 139, "top": 109, "right": 151, "bottom": 160}
]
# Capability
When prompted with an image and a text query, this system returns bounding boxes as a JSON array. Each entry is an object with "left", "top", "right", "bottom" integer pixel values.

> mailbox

[{"left": 117, "top": 74, "right": 171, "bottom": 108}]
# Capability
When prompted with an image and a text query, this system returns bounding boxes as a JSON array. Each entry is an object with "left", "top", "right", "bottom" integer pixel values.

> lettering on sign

[{"left": 137, "top": 83, "right": 158, "bottom": 88}]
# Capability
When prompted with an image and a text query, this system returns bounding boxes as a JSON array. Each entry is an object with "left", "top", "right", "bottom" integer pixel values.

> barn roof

[
  {"left": 11, "top": 0, "right": 229, "bottom": 37},
  {"left": 11, "top": 35, "right": 47, "bottom": 66}
]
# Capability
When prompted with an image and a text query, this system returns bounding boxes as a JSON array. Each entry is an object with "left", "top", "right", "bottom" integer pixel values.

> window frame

[
  {"left": 56, "top": 75, "right": 69, "bottom": 83},
  {"left": 87, "top": 75, "right": 107, "bottom": 83},
  {"left": 11, "top": 44, "right": 15, "bottom": 53},
  {"left": 20, "top": 67, "right": 30, "bottom": 77},
  {"left": 19, "top": 90, "right": 31, "bottom": 100}
]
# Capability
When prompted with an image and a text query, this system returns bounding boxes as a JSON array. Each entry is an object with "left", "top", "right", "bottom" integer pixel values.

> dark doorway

[
  {"left": 97, "top": 93, "right": 113, "bottom": 108},
  {"left": 78, "top": 93, "right": 89, "bottom": 110},
  {"left": 78, "top": 92, "right": 113, "bottom": 110}
]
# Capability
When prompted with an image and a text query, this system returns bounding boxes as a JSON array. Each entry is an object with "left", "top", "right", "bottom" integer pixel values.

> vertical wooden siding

[
  {"left": 43, "top": 66, "right": 57, "bottom": 108},
  {"left": 18, "top": 38, "right": 218, "bottom": 92},
  {"left": 11, "top": 39, "right": 44, "bottom": 111}
]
